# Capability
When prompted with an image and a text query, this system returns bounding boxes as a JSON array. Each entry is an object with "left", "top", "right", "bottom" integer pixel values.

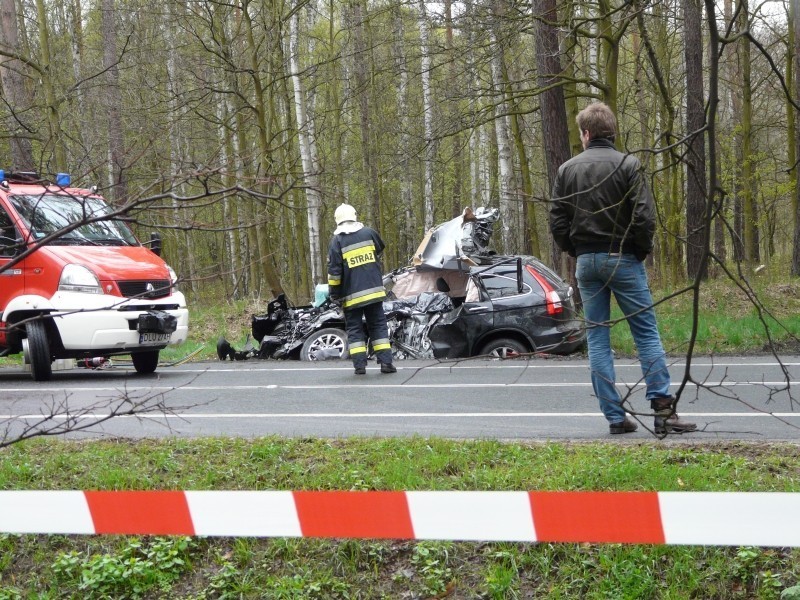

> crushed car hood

[{"left": 412, "top": 206, "right": 499, "bottom": 271}]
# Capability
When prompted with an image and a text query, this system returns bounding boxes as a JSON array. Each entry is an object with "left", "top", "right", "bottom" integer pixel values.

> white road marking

[
  {"left": 0, "top": 381, "right": 797, "bottom": 393},
  {"left": 1, "top": 412, "right": 799, "bottom": 420}
]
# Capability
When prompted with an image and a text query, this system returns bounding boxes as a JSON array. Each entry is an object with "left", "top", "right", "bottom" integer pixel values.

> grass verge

[{"left": 1, "top": 438, "right": 800, "bottom": 598}]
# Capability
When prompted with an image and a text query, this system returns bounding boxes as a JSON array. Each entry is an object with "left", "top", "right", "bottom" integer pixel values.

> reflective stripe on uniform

[
  {"left": 349, "top": 341, "right": 367, "bottom": 355},
  {"left": 342, "top": 241, "right": 377, "bottom": 269},
  {"left": 372, "top": 340, "right": 391, "bottom": 352},
  {"left": 343, "top": 287, "right": 386, "bottom": 309},
  {"left": 328, "top": 277, "right": 341, "bottom": 286}
]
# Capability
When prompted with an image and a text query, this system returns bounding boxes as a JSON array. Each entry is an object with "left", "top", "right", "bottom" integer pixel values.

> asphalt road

[{"left": 2, "top": 355, "right": 800, "bottom": 442}]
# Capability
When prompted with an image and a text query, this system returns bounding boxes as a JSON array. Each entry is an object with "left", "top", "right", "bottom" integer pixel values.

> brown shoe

[
  {"left": 609, "top": 417, "right": 638, "bottom": 434},
  {"left": 654, "top": 413, "right": 697, "bottom": 434}
]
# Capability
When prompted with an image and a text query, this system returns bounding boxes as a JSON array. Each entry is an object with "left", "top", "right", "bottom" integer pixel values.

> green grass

[
  {"left": 1, "top": 439, "right": 800, "bottom": 598},
  {"left": 605, "top": 277, "right": 800, "bottom": 357},
  {"left": 3, "top": 278, "right": 800, "bottom": 597}
]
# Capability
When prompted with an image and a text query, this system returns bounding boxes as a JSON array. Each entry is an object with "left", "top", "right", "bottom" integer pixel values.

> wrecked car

[
  {"left": 219, "top": 206, "right": 584, "bottom": 361},
  {"left": 217, "top": 290, "right": 347, "bottom": 362},
  {"left": 381, "top": 206, "right": 585, "bottom": 358}
]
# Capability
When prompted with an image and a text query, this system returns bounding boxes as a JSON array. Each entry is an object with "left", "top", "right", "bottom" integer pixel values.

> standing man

[
  {"left": 327, "top": 203, "right": 396, "bottom": 375},
  {"left": 549, "top": 102, "right": 696, "bottom": 435}
]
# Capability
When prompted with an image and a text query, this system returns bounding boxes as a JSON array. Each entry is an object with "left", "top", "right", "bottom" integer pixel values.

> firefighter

[{"left": 327, "top": 203, "right": 396, "bottom": 375}]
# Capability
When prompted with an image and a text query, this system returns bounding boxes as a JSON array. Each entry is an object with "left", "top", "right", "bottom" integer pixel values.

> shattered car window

[{"left": 480, "top": 274, "right": 530, "bottom": 299}]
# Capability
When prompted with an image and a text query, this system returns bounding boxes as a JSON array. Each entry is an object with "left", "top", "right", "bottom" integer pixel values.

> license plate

[{"left": 139, "top": 332, "right": 171, "bottom": 346}]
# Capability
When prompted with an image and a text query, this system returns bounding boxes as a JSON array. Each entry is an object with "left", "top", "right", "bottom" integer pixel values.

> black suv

[{"left": 384, "top": 254, "right": 585, "bottom": 359}]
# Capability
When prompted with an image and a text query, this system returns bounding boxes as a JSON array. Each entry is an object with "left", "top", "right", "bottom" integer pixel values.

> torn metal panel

[{"left": 412, "top": 206, "right": 499, "bottom": 270}]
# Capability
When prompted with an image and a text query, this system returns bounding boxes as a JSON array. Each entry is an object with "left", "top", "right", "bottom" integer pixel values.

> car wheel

[
  {"left": 301, "top": 328, "right": 349, "bottom": 361},
  {"left": 26, "top": 319, "right": 53, "bottom": 381},
  {"left": 480, "top": 338, "right": 528, "bottom": 359},
  {"left": 132, "top": 350, "right": 160, "bottom": 374}
]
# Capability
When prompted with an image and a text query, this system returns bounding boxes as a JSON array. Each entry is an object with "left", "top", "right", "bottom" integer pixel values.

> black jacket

[
  {"left": 327, "top": 225, "right": 387, "bottom": 309},
  {"left": 549, "top": 138, "right": 656, "bottom": 260}
]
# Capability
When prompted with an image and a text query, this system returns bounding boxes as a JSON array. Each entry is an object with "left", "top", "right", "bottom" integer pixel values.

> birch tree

[
  {"left": 289, "top": 3, "right": 323, "bottom": 286},
  {"left": 100, "top": 0, "right": 127, "bottom": 201},
  {"left": 418, "top": 0, "right": 435, "bottom": 230},
  {"left": 392, "top": 6, "right": 415, "bottom": 258},
  {"left": 489, "top": 26, "right": 514, "bottom": 253}
]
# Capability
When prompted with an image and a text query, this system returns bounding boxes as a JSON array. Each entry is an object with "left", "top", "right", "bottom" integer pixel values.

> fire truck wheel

[
  {"left": 132, "top": 350, "right": 160, "bottom": 374},
  {"left": 26, "top": 319, "right": 53, "bottom": 382}
]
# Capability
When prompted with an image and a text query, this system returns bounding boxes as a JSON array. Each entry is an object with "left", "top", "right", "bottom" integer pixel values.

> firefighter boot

[
  {"left": 651, "top": 396, "right": 697, "bottom": 434},
  {"left": 380, "top": 363, "right": 397, "bottom": 374}
]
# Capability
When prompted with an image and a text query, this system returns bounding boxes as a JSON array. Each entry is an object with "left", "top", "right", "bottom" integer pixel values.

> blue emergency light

[
  {"left": 56, "top": 173, "right": 71, "bottom": 186},
  {"left": 0, "top": 170, "right": 5, "bottom": 182}
]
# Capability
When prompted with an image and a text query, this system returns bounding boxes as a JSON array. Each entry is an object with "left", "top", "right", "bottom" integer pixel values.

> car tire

[
  {"left": 480, "top": 337, "right": 528, "bottom": 359},
  {"left": 26, "top": 319, "right": 53, "bottom": 381},
  {"left": 300, "top": 328, "right": 349, "bottom": 361},
  {"left": 132, "top": 350, "right": 160, "bottom": 374}
]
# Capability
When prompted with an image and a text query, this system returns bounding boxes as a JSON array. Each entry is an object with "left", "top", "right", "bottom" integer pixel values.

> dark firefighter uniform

[{"left": 327, "top": 218, "right": 394, "bottom": 373}]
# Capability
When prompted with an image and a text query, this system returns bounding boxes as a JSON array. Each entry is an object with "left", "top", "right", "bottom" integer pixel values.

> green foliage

[
  {"left": 51, "top": 537, "right": 194, "bottom": 598},
  {"left": 3, "top": 440, "right": 800, "bottom": 597},
  {"left": 410, "top": 541, "right": 455, "bottom": 595},
  {"left": 609, "top": 278, "right": 800, "bottom": 356}
]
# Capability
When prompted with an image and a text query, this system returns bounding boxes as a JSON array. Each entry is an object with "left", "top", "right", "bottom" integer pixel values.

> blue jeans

[{"left": 576, "top": 253, "right": 672, "bottom": 424}]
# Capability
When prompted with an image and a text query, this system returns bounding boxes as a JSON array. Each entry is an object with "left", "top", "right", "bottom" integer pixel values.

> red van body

[{"left": 0, "top": 172, "right": 189, "bottom": 380}]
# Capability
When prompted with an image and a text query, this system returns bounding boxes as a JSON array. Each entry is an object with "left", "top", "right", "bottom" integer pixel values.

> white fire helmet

[{"left": 334, "top": 203, "right": 357, "bottom": 225}]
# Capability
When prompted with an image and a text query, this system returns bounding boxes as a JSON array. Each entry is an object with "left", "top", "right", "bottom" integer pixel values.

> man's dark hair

[{"left": 576, "top": 102, "right": 617, "bottom": 141}]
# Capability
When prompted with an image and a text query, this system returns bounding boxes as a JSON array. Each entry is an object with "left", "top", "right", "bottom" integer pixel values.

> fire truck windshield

[{"left": 9, "top": 194, "right": 138, "bottom": 246}]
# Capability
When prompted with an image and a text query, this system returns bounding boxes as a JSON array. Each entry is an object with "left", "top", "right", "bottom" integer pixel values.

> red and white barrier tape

[{"left": 1, "top": 491, "right": 797, "bottom": 546}]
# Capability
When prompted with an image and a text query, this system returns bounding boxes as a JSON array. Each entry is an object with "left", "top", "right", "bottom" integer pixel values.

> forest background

[{"left": 0, "top": 0, "right": 797, "bottom": 307}]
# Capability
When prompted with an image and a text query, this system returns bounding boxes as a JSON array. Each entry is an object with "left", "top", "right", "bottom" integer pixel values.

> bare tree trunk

[
  {"left": 684, "top": 0, "right": 708, "bottom": 280},
  {"left": 479, "top": 125, "right": 491, "bottom": 208},
  {"left": 738, "top": 0, "right": 759, "bottom": 264},
  {"left": 165, "top": 2, "right": 196, "bottom": 295},
  {"left": 489, "top": 23, "right": 513, "bottom": 253},
  {"left": 445, "top": 0, "right": 463, "bottom": 220},
  {"left": 503, "top": 58, "right": 540, "bottom": 257},
  {"left": 289, "top": 6, "right": 322, "bottom": 288},
  {"left": 350, "top": 0, "right": 381, "bottom": 229},
  {"left": 533, "top": 0, "right": 573, "bottom": 279},
  {"left": 67, "top": 0, "right": 88, "bottom": 155},
  {"left": 418, "top": 0, "right": 435, "bottom": 230},
  {"left": 464, "top": 0, "right": 481, "bottom": 209},
  {"left": 792, "top": 0, "right": 800, "bottom": 276},
  {"left": 219, "top": 97, "right": 243, "bottom": 299},
  {"left": 100, "top": 0, "right": 126, "bottom": 201},
  {"left": 241, "top": 0, "right": 283, "bottom": 297},
  {"left": 392, "top": 7, "right": 414, "bottom": 260},
  {"left": 0, "top": 0, "right": 34, "bottom": 170},
  {"left": 35, "top": 0, "right": 67, "bottom": 172}
]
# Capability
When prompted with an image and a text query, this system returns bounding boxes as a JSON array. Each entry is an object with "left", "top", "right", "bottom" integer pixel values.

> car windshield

[{"left": 9, "top": 194, "right": 137, "bottom": 246}]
